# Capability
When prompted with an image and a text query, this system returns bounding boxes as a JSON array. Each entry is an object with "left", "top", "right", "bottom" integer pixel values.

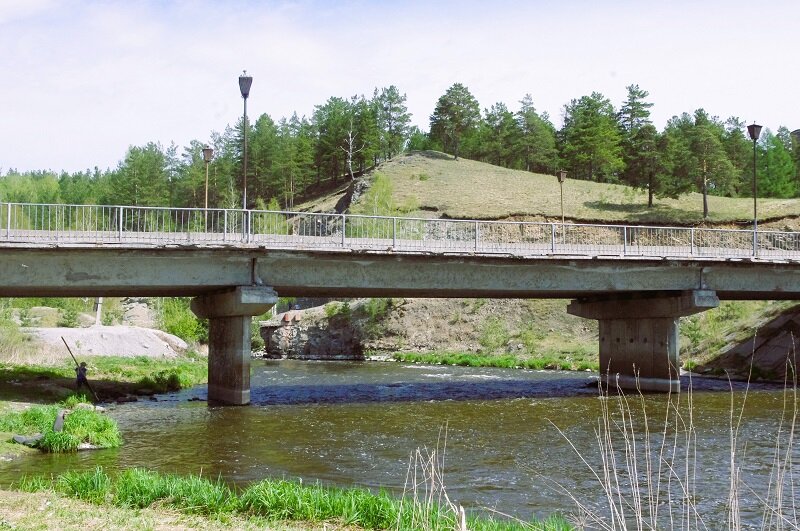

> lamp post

[
  {"left": 747, "top": 123, "right": 762, "bottom": 255},
  {"left": 556, "top": 169, "right": 567, "bottom": 243},
  {"left": 202, "top": 145, "right": 214, "bottom": 210},
  {"left": 238, "top": 70, "right": 253, "bottom": 211},
  {"left": 556, "top": 170, "right": 567, "bottom": 226}
]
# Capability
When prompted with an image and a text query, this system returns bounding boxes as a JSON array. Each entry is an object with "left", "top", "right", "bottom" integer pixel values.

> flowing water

[{"left": 2, "top": 360, "right": 798, "bottom": 527}]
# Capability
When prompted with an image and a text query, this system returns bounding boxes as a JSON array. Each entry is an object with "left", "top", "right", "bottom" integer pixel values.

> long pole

[
  {"left": 753, "top": 137, "right": 758, "bottom": 255},
  {"left": 559, "top": 179, "right": 565, "bottom": 243},
  {"left": 61, "top": 336, "right": 99, "bottom": 403},
  {"left": 204, "top": 160, "right": 210, "bottom": 227},
  {"left": 243, "top": 97, "right": 248, "bottom": 211},
  {"left": 204, "top": 161, "right": 210, "bottom": 211}
]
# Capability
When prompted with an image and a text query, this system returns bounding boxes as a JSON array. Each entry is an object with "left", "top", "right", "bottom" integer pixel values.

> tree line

[
  {"left": 423, "top": 83, "right": 800, "bottom": 218},
  {"left": 2, "top": 82, "right": 799, "bottom": 220}
]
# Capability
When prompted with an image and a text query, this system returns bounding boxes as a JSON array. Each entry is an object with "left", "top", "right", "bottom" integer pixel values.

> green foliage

[
  {"left": 156, "top": 297, "right": 207, "bottom": 344},
  {"left": 241, "top": 479, "right": 399, "bottom": 528},
  {"left": 114, "top": 468, "right": 238, "bottom": 515},
  {"left": 363, "top": 298, "right": 394, "bottom": 322},
  {"left": 0, "top": 404, "right": 121, "bottom": 453},
  {"left": 429, "top": 82, "right": 481, "bottom": 160},
  {"left": 88, "top": 355, "right": 208, "bottom": 392},
  {"left": 561, "top": 91, "right": 624, "bottom": 182},
  {"left": 58, "top": 306, "right": 80, "bottom": 328},
  {"left": 392, "top": 351, "right": 598, "bottom": 371},
  {"left": 14, "top": 467, "right": 564, "bottom": 530},
  {"left": 56, "top": 467, "right": 111, "bottom": 504},
  {"left": 352, "top": 172, "right": 397, "bottom": 216},
  {"left": 324, "top": 301, "right": 352, "bottom": 322},
  {"left": 479, "top": 317, "right": 510, "bottom": 352}
]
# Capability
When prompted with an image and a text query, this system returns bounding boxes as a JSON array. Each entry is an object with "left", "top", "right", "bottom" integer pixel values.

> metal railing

[{"left": 2, "top": 202, "right": 799, "bottom": 261}]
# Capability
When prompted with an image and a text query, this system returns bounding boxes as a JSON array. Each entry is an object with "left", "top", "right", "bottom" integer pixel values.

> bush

[
  {"left": 479, "top": 317, "right": 510, "bottom": 353},
  {"left": 157, "top": 297, "right": 207, "bottom": 344}
]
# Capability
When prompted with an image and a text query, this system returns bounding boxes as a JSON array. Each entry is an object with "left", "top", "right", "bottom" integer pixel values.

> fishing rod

[{"left": 60, "top": 336, "right": 100, "bottom": 403}]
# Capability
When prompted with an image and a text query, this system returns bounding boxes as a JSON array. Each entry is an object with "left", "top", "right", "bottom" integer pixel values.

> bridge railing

[{"left": 3, "top": 202, "right": 800, "bottom": 260}]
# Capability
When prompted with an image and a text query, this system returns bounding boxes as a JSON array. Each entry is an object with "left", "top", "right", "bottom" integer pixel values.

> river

[{"left": 2, "top": 360, "right": 798, "bottom": 527}]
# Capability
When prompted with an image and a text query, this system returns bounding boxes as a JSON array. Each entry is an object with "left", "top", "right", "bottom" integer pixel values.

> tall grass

[
  {"left": 0, "top": 400, "right": 121, "bottom": 453},
  {"left": 16, "top": 466, "right": 569, "bottom": 530},
  {"left": 392, "top": 351, "right": 597, "bottom": 371},
  {"left": 548, "top": 365, "right": 798, "bottom": 530}
]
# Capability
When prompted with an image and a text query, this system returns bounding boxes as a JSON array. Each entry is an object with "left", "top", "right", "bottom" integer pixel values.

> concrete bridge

[{"left": 3, "top": 202, "right": 800, "bottom": 403}]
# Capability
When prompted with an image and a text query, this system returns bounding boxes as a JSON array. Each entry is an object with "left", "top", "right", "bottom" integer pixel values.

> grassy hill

[
  {"left": 297, "top": 151, "right": 800, "bottom": 226},
  {"left": 295, "top": 152, "right": 800, "bottom": 377}
]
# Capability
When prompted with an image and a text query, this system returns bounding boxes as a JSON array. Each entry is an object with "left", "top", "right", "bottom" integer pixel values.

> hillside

[
  {"left": 292, "top": 152, "right": 800, "bottom": 379},
  {"left": 298, "top": 151, "right": 800, "bottom": 227}
]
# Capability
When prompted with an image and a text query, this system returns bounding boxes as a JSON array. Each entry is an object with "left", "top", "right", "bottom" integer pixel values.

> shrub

[
  {"left": 157, "top": 297, "right": 207, "bottom": 344},
  {"left": 479, "top": 317, "right": 510, "bottom": 353}
]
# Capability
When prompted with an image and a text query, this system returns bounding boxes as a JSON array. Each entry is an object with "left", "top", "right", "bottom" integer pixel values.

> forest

[{"left": 2, "top": 83, "right": 799, "bottom": 220}]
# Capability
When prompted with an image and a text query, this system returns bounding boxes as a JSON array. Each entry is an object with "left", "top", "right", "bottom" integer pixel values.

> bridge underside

[{"left": 2, "top": 246, "right": 799, "bottom": 403}]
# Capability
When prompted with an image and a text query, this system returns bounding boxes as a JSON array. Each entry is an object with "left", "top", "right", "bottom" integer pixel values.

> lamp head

[
  {"left": 239, "top": 70, "right": 252, "bottom": 99},
  {"left": 747, "top": 123, "right": 762, "bottom": 141},
  {"left": 202, "top": 145, "right": 214, "bottom": 163},
  {"left": 557, "top": 169, "right": 567, "bottom": 183}
]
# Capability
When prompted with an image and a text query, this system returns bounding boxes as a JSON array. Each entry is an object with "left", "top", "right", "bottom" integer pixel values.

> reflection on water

[{"left": 1, "top": 360, "right": 797, "bottom": 526}]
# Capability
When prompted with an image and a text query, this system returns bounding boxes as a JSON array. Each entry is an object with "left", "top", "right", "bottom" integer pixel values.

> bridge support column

[
  {"left": 191, "top": 286, "right": 278, "bottom": 405},
  {"left": 567, "top": 290, "right": 719, "bottom": 392}
]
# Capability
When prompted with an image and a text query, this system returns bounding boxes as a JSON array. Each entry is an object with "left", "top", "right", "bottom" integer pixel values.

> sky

[{"left": 1, "top": 0, "right": 798, "bottom": 174}]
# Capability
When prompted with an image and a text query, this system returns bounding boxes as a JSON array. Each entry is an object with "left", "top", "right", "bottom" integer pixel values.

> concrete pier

[
  {"left": 191, "top": 286, "right": 278, "bottom": 405},
  {"left": 568, "top": 290, "right": 719, "bottom": 392}
]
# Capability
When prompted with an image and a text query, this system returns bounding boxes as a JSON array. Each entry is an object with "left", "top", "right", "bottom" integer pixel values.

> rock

[
  {"left": 261, "top": 305, "right": 364, "bottom": 360},
  {"left": 12, "top": 433, "right": 43, "bottom": 447}
]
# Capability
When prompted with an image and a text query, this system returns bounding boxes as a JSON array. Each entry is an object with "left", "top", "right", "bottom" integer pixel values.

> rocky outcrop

[
  {"left": 697, "top": 308, "right": 800, "bottom": 380},
  {"left": 260, "top": 306, "right": 364, "bottom": 360}
]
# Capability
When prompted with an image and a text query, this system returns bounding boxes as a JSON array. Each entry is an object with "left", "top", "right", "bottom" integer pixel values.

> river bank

[{"left": 2, "top": 467, "right": 569, "bottom": 530}]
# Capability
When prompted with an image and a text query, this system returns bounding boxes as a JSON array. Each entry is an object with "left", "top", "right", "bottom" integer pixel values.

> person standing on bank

[{"left": 75, "top": 362, "right": 89, "bottom": 390}]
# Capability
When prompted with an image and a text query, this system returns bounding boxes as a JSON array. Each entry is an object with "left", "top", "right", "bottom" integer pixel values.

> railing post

[
  {"left": 623, "top": 226, "right": 627, "bottom": 255},
  {"left": 223, "top": 210, "right": 228, "bottom": 242},
  {"left": 392, "top": 217, "right": 397, "bottom": 249},
  {"left": 690, "top": 228, "right": 695, "bottom": 256},
  {"left": 474, "top": 221, "right": 479, "bottom": 252},
  {"left": 551, "top": 223, "right": 556, "bottom": 253},
  {"left": 117, "top": 206, "right": 123, "bottom": 241},
  {"left": 247, "top": 210, "right": 252, "bottom": 244},
  {"left": 5, "top": 203, "right": 10, "bottom": 240},
  {"left": 341, "top": 214, "right": 346, "bottom": 247},
  {"left": 753, "top": 229, "right": 758, "bottom": 258}
]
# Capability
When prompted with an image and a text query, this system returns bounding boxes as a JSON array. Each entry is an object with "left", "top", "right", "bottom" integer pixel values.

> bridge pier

[
  {"left": 568, "top": 290, "right": 719, "bottom": 392},
  {"left": 191, "top": 286, "right": 278, "bottom": 405}
]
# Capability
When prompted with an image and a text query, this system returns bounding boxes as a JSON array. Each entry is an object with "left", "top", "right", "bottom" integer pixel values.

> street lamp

[
  {"left": 556, "top": 169, "right": 567, "bottom": 226},
  {"left": 747, "top": 123, "right": 762, "bottom": 255},
  {"left": 202, "top": 145, "right": 214, "bottom": 210},
  {"left": 239, "top": 70, "right": 253, "bottom": 211}
]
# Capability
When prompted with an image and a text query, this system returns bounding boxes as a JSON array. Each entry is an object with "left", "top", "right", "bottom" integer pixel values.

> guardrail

[{"left": 2, "top": 202, "right": 799, "bottom": 260}]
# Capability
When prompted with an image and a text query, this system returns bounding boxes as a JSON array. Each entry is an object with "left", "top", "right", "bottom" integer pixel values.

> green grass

[
  {"left": 679, "top": 300, "right": 797, "bottom": 365},
  {"left": 392, "top": 351, "right": 599, "bottom": 371},
  {"left": 15, "top": 467, "right": 571, "bottom": 530},
  {"left": 0, "top": 400, "right": 121, "bottom": 453},
  {"left": 0, "top": 355, "right": 208, "bottom": 399},
  {"left": 351, "top": 151, "right": 800, "bottom": 225}
]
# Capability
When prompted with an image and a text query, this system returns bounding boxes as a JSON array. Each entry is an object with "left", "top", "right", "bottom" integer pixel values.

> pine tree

[
  {"left": 516, "top": 95, "right": 557, "bottom": 174},
  {"left": 561, "top": 92, "right": 624, "bottom": 182},
  {"left": 429, "top": 83, "right": 481, "bottom": 160}
]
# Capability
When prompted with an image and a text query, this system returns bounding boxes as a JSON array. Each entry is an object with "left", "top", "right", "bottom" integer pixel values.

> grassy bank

[
  {"left": 14, "top": 467, "right": 571, "bottom": 530},
  {"left": 391, "top": 351, "right": 597, "bottom": 371},
  {"left": 0, "top": 398, "right": 121, "bottom": 453},
  {"left": 0, "top": 354, "right": 208, "bottom": 403}
]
